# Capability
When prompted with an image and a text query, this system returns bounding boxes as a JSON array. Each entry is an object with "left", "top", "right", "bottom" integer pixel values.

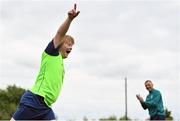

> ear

[{"left": 57, "top": 43, "right": 63, "bottom": 51}]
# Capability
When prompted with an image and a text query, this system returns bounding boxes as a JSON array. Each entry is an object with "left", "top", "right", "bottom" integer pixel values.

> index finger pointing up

[{"left": 74, "top": 3, "right": 77, "bottom": 11}]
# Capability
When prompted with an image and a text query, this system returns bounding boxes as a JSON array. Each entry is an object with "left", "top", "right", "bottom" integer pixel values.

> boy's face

[{"left": 60, "top": 39, "right": 74, "bottom": 59}]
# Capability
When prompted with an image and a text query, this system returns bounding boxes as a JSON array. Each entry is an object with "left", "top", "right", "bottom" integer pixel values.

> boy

[{"left": 11, "top": 4, "right": 80, "bottom": 120}]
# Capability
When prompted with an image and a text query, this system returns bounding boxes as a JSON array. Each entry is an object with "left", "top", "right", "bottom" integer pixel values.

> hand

[
  {"left": 136, "top": 94, "right": 144, "bottom": 102},
  {"left": 68, "top": 4, "right": 80, "bottom": 20}
]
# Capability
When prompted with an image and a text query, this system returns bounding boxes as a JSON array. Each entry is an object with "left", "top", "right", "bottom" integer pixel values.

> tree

[
  {"left": 99, "top": 115, "right": 117, "bottom": 121},
  {"left": 0, "top": 84, "right": 25, "bottom": 120},
  {"left": 165, "top": 108, "right": 173, "bottom": 120},
  {"left": 83, "top": 116, "right": 88, "bottom": 121},
  {"left": 119, "top": 115, "right": 131, "bottom": 120}
]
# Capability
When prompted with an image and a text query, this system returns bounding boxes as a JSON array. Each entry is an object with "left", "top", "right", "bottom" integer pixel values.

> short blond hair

[{"left": 63, "top": 35, "right": 74, "bottom": 44}]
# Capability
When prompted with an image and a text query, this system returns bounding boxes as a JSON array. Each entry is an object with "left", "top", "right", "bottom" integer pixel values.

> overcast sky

[{"left": 0, "top": 0, "right": 180, "bottom": 120}]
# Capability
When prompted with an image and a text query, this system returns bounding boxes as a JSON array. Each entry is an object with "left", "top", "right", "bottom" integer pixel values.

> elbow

[
  {"left": 56, "top": 30, "right": 64, "bottom": 37},
  {"left": 143, "top": 106, "right": 147, "bottom": 110},
  {"left": 141, "top": 103, "right": 148, "bottom": 110}
]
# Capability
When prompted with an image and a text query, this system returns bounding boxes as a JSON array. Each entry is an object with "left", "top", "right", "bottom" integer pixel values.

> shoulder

[
  {"left": 153, "top": 89, "right": 161, "bottom": 95},
  {"left": 44, "top": 40, "right": 60, "bottom": 56}
]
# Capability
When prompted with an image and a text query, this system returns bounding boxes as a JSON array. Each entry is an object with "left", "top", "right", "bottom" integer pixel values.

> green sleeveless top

[{"left": 31, "top": 52, "right": 64, "bottom": 107}]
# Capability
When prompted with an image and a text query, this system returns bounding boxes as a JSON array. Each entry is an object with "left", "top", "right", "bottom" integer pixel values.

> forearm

[
  {"left": 142, "top": 100, "right": 157, "bottom": 109},
  {"left": 140, "top": 101, "right": 148, "bottom": 110},
  {"left": 57, "top": 17, "right": 72, "bottom": 37},
  {"left": 54, "top": 17, "right": 72, "bottom": 48}
]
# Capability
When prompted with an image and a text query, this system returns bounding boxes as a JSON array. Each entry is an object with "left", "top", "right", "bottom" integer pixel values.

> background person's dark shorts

[{"left": 13, "top": 90, "right": 55, "bottom": 120}]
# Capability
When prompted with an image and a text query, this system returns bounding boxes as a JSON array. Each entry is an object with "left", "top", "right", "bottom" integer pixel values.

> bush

[{"left": 0, "top": 84, "right": 25, "bottom": 120}]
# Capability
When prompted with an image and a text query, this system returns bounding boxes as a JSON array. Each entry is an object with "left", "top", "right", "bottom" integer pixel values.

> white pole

[{"left": 125, "top": 77, "right": 128, "bottom": 120}]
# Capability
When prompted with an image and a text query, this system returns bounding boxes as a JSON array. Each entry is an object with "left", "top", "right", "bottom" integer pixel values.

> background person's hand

[
  {"left": 136, "top": 94, "right": 144, "bottom": 102},
  {"left": 68, "top": 4, "right": 80, "bottom": 20}
]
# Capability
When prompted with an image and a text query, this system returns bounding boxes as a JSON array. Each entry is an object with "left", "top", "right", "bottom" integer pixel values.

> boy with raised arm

[{"left": 11, "top": 4, "right": 80, "bottom": 120}]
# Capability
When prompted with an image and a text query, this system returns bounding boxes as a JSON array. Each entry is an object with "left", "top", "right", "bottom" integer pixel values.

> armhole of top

[{"left": 44, "top": 40, "right": 60, "bottom": 56}]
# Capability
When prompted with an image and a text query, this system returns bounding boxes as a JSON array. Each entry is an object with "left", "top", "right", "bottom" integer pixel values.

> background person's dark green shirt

[{"left": 141, "top": 89, "right": 165, "bottom": 117}]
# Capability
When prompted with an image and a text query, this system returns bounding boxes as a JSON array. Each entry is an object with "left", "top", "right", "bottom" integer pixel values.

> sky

[{"left": 0, "top": 0, "right": 180, "bottom": 120}]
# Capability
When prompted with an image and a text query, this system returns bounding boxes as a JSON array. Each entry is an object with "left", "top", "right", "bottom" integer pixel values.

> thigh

[
  {"left": 13, "top": 104, "right": 53, "bottom": 120},
  {"left": 13, "top": 105, "right": 36, "bottom": 120},
  {"left": 13, "top": 91, "right": 55, "bottom": 120},
  {"left": 43, "top": 108, "right": 56, "bottom": 120}
]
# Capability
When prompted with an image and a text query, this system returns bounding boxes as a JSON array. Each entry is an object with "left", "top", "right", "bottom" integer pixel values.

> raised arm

[{"left": 53, "top": 4, "right": 80, "bottom": 48}]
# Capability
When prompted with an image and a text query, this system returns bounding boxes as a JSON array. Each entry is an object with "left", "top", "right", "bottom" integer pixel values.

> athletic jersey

[
  {"left": 140, "top": 89, "right": 165, "bottom": 117},
  {"left": 31, "top": 40, "right": 64, "bottom": 107}
]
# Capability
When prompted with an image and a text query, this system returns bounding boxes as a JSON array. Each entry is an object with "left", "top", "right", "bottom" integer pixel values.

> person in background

[{"left": 136, "top": 80, "right": 165, "bottom": 120}]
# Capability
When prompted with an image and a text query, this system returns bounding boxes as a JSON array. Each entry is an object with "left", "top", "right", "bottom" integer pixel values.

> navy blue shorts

[{"left": 13, "top": 90, "right": 55, "bottom": 120}]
